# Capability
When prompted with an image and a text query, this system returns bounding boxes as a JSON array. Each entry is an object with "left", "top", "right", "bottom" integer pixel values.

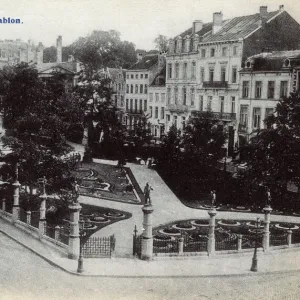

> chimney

[
  {"left": 212, "top": 12, "right": 223, "bottom": 34},
  {"left": 192, "top": 20, "right": 203, "bottom": 34},
  {"left": 56, "top": 35, "right": 62, "bottom": 63},
  {"left": 260, "top": 6, "right": 268, "bottom": 19},
  {"left": 36, "top": 42, "right": 44, "bottom": 65},
  {"left": 279, "top": 5, "right": 284, "bottom": 12},
  {"left": 137, "top": 52, "right": 143, "bottom": 62}
]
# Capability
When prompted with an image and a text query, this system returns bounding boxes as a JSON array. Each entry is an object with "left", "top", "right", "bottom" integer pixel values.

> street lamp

[
  {"left": 250, "top": 217, "right": 261, "bottom": 272},
  {"left": 77, "top": 218, "right": 86, "bottom": 273}
]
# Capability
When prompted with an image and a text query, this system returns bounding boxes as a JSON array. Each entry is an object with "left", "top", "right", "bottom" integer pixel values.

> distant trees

[{"left": 153, "top": 34, "right": 170, "bottom": 53}]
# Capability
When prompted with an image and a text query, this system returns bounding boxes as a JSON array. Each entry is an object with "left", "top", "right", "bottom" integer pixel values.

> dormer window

[
  {"left": 284, "top": 59, "right": 291, "bottom": 68},
  {"left": 246, "top": 61, "right": 251, "bottom": 68}
]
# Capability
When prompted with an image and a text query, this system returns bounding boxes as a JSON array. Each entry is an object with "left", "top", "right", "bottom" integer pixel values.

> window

[
  {"left": 253, "top": 107, "right": 261, "bottom": 129},
  {"left": 222, "top": 47, "right": 228, "bottom": 57},
  {"left": 191, "top": 87, "right": 195, "bottom": 106},
  {"left": 135, "top": 74, "right": 138, "bottom": 79},
  {"left": 182, "top": 116, "right": 186, "bottom": 129},
  {"left": 149, "top": 93, "right": 153, "bottom": 102},
  {"left": 231, "top": 97, "right": 235, "bottom": 113},
  {"left": 166, "top": 114, "right": 170, "bottom": 122},
  {"left": 207, "top": 96, "right": 212, "bottom": 110},
  {"left": 201, "top": 49, "right": 206, "bottom": 58},
  {"left": 174, "top": 116, "right": 177, "bottom": 128},
  {"left": 161, "top": 93, "right": 166, "bottom": 102},
  {"left": 161, "top": 107, "right": 165, "bottom": 119},
  {"left": 240, "top": 105, "right": 248, "bottom": 126},
  {"left": 175, "top": 62, "right": 179, "bottom": 79},
  {"left": 135, "top": 84, "right": 138, "bottom": 94},
  {"left": 131, "top": 74, "right": 134, "bottom": 79},
  {"left": 126, "top": 74, "right": 129, "bottom": 79},
  {"left": 139, "top": 99, "right": 143, "bottom": 111},
  {"left": 121, "top": 96, "right": 124, "bottom": 107},
  {"left": 140, "top": 84, "right": 143, "bottom": 93},
  {"left": 174, "top": 87, "right": 178, "bottom": 104},
  {"left": 182, "top": 87, "right": 187, "bottom": 105},
  {"left": 167, "top": 87, "right": 171, "bottom": 104},
  {"left": 126, "top": 99, "right": 129, "bottom": 110},
  {"left": 134, "top": 99, "right": 138, "bottom": 111},
  {"left": 280, "top": 81, "right": 288, "bottom": 98},
  {"left": 155, "top": 93, "right": 159, "bottom": 102},
  {"left": 191, "top": 61, "right": 196, "bottom": 79},
  {"left": 233, "top": 46, "right": 238, "bottom": 56},
  {"left": 144, "top": 100, "right": 147, "bottom": 111},
  {"left": 126, "top": 84, "right": 129, "bottom": 93},
  {"left": 130, "top": 99, "right": 133, "bottom": 109},
  {"left": 183, "top": 62, "right": 187, "bottom": 79},
  {"left": 209, "top": 68, "right": 214, "bottom": 82},
  {"left": 145, "top": 84, "right": 148, "bottom": 94},
  {"left": 255, "top": 81, "right": 262, "bottom": 98},
  {"left": 199, "top": 95, "right": 204, "bottom": 111},
  {"left": 130, "top": 84, "right": 133, "bottom": 93},
  {"left": 268, "top": 81, "right": 275, "bottom": 99},
  {"left": 232, "top": 67, "right": 237, "bottom": 83},
  {"left": 200, "top": 67, "right": 205, "bottom": 82},
  {"left": 168, "top": 63, "right": 172, "bottom": 79},
  {"left": 242, "top": 81, "right": 249, "bottom": 98},
  {"left": 145, "top": 74, "right": 148, "bottom": 79},
  {"left": 141, "top": 74, "right": 144, "bottom": 79},
  {"left": 265, "top": 108, "right": 274, "bottom": 128},
  {"left": 155, "top": 107, "right": 158, "bottom": 119},
  {"left": 220, "top": 96, "right": 225, "bottom": 114},
  {"left": 149, "top": 106, "right": 152, "bottom": 117},
  {"left": 210, "top": 48, "right": 215, "bottom": 57},
  {"left": 221, "top": 67, "right": 226, "bottom": 82}
]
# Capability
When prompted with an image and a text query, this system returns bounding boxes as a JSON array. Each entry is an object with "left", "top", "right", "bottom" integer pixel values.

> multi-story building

[
  {"left": 125, "top": 53, "right": 165, "bottom": 130},
  {"left": 238, "top": 50, "right": 300, "bottom": 145},
  {"left": 0, "top": 39, "right": 44, "bottom": 68},
  {"left": 148, "top": 65, "right": 166, "bottom": 138},
  {"left": 166, "top": 5, "right": 300, "bottom": 155}
]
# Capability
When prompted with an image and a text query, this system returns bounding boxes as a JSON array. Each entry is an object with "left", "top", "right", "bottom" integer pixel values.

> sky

[{"left": 1, "top": 0, "right": 300, "bottom": 50}]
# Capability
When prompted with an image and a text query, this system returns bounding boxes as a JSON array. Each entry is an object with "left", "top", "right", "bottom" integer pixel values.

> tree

[
  {"left": 153, "top": 34, "right": 170, "bottom": 53},
  {"left": 0, "top": 63, "right": 83, "bottom": 193}
]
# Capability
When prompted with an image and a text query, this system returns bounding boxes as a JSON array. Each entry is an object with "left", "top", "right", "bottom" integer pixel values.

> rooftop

[
  {"left": 128, "top": 54, "right": 158, "bottom": 71},
  {"left": 36, "top": 61, "right": 78, "bottom": 73}
]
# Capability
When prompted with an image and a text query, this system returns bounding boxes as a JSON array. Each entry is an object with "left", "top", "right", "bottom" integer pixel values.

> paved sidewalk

[{"left": 1, "top": 217, "right": 300, "bottom": 278}]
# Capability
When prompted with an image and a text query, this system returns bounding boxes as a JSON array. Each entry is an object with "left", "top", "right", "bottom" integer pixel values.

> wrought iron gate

[{"left": 82, "top": 235, "right": 115, "bottom": 258}]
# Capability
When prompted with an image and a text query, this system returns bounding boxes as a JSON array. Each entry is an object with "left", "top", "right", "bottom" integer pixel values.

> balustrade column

[
  {"left": 238, "top": 234, "right": 242, "bottom": 251},
  {"left": 141, "top": 204, "right": 154, "bottom": 260},
  {"left": 39, "top": 177, "right": 47, "bottom": 238},
  {"left": 2, "top": 198, "right": 6, "bottom": 211},
  {"left": 26, "top": 210, "right": 31, "bottom": 225},
  {"left": 207, "top": 208, "right": 217, "bottom": 256},
  {"left": 68, "top": 202, "right": 82, "bottom": 259},
  {"left": 263, "top": 206, "right": 272, "bottom": 251},
  {"left": 12, "top": 164, "right": 20, "bottom": 223},
  {"left": 287, "top": 230, "right": 292, "bottom": 247},
  {"left": 178, "top": 236, "right": 184, "bottom": 255}
]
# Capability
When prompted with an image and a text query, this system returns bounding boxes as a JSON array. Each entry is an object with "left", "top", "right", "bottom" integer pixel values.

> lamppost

[
  {"left": 250, "top": 217, "right": 261, "bottom": 272},
  {"left": 77, "top": 217, "right": 86, "bottom": 273}
]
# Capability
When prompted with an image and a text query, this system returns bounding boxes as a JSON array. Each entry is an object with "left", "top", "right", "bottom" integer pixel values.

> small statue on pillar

[
  {"left": 211, "top": 190, "right": 216, "bottom": 208},
  {"left": 266, "top": 187, "right": 271, "bottom": 207},
  {"left": 144, "top": 182, "right": 153, "bottom": 205},
  {"left": 72, "top": 179, "right": 80, "bottom": 204}
]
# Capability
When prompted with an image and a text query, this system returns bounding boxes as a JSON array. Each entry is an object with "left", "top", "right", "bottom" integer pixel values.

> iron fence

[
  {"left": 82, "top": 235, "right": 115, "bottom": 258},
  {"left": 241, "top": 234, "right": 263, "bottom": 249},
  {"left": 270, "top": 233, "right": 288, "bottom": 247},
  {"left": 292, "top": 231, "right": 300, "bottom": 244},
  {"left": 133, "top": 234, "right": 142, "bottom": 257},
  {"left": 184, "top": 238, "right": 208, "bottom": 252},
  {"left": 44, "top": 225, "right": 55, "bottom": 239},
  {"left": 30, "top": 211, "right": 40, "bottom": 228},
  {"left": 215, "top": 235, "right": 238, "bottom": 251},
  {"left": 153, "top": 238, "right": 179, "bottom": 254}
]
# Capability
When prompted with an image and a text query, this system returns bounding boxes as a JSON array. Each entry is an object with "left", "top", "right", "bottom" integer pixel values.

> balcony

[
  {"left": 167, "top": 104, "right": 189, "bottom": 113},
  {"left": 125, "top": 108, "right": 144, "bottom": 115},
  {"left": 203, "top": 81, "right": 228, "bottom": 89},
  {"left": 193, "top": 111, "right": 236, "bottom": 121}
]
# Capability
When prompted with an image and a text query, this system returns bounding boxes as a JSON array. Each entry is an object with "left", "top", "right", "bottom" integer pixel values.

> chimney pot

[
  {"left": 279, "top": 5, "right": 284, "bottom": 11},
  {"left": 192, "top": 20, "right": 203, "bottom": 34},
  {"left": 56, "top": 36, "right": 62, "bottom": 63},
  {"left": 212, "top": 12, "right": 223, "bottom": 34},
  {"left": 260, "top": 6, "right": 268, "bottom": 19}
]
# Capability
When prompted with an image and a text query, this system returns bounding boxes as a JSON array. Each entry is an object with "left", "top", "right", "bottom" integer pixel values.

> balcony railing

[
  {"left": 167, "top": 104, "right": 189, "bottom": 113},
  {"left": 125, "top": 108, "right": 144, "bottom": 115},
  {"left": 203, "top": 81, "right": 228, "bottom": 89},
  {"left": 193, "top": 111, "right": 236, "bottom": 121}
]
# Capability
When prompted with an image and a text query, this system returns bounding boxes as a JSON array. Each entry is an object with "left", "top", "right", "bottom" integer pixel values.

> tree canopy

[{"left": 153, "top": 34, "right": 170, "bottom": 53}]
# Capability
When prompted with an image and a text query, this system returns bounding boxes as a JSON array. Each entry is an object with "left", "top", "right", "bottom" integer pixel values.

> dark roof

[
  {"left": 128, "top": 54, "right": 158, "bottom": 70},
  {"left": 150, "top": 65, "right": 166, "bottom": 87},
  {"left": 178, "top": 22, "right": 213, "bottom": 38},
  {"left": 202, "top": 10, "right": 280, "bottom": 43},
  {"left": 36, "top": 61, "right": 78, "bottom": 73}
]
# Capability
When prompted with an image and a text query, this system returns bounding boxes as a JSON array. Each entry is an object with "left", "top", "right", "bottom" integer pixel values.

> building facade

[
  {"left": 238, "top": 50, "right": 300, "bottom": 145},
  {"left": 166, "top": 5, "right": 300, "bottom": 155}
]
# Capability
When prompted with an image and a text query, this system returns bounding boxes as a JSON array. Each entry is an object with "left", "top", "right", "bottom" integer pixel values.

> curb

[{"left": 2, "top": 229, "right": 300, "bottom": 278}]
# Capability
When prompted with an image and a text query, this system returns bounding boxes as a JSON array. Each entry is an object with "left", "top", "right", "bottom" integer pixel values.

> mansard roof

[{"left": 128, "top": 54, "right": 158, "bottom": 70}]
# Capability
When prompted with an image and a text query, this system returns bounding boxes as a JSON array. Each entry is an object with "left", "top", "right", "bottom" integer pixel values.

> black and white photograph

[{"left": 1, "top": 0, "right": 300, "bottom": 299}]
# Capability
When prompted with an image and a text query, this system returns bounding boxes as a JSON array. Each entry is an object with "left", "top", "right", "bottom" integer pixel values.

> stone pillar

[
  {"left": 263, "top": 206, "right": 272, "bottom": 251},
  {"left": 55, "top": 225, "right": 61, "bottom": 240},
  {"left": 26, "top": 210, "right": 31, "bottom": 225},
  {"left": 287, "top": 230, "right": 292, "bottom": 247},
  {"left": 2, "top": 198, "right": 6, "bottom": 211},
  {"left": 141, "top": 204, "right": 154, "bottom": 260},
  {"left": 178, "top": 236, "right": 184, "bottom": 255},
  {"left": 39, "top": 179, "right": 47, "bottom": 238},
  {"left": 12, "top": 164, "right": 21, "bottom": 223},
  {"left": 68, "top": 202, "right": 82, "bottom": 259},
  {"left": 207, "top": 208, "right": 217, "bottom": 256},
  {"left": 238, "top": 234, "right": 242, "bottom": 251}
]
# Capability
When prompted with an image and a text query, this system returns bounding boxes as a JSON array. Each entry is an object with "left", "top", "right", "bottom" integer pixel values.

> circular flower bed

[
  {"left": 218, "top": 220, "right": 241, "bottom": 226},
  {"left": 172, "top": 223, "right": 196, "bottom": 230},
  {"left": 158, "top": 228, "right": 181, "bottom": 236},
  {"left": 103, "top": 212, "right": 125, "bottom": 218},
  {"left": 230, "top": 206, "right": 251, "bottom": 212},
  {"left": 90, "top": 216, "right": 110, "bottom": 224},
  {"left": 190, "top": 233, "right": 208, "bottom": 241},
  {"left": 190, "top": 219, "right": 210, "bottom": 227},
  {"left": 198, "top": 205, "right": 220, "bottom": 210},
  {"left": 275, "top": 223, "right": 299, "bottom": 230},
  {"left": 154, "top": 235, "right": 172, "bottom": 241},
  {"left": 245, "top": 221, "right": 264, "bottom": 229}
]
